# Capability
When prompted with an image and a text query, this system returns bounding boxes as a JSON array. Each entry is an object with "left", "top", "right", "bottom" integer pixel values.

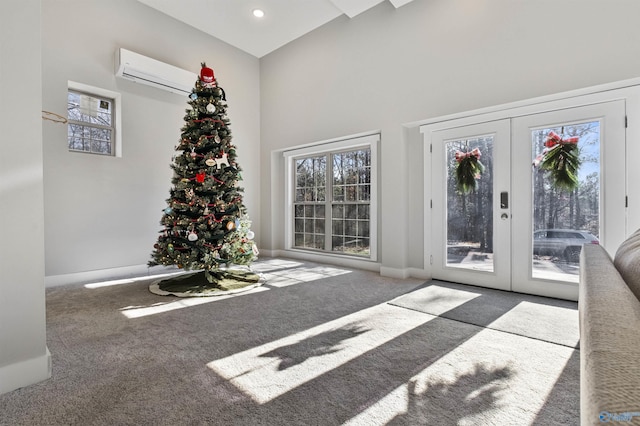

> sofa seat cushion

[{"left": 614, "top": 228, "right": 640, "bottom": 302}]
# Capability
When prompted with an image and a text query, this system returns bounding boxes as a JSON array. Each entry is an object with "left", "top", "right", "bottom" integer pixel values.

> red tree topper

[{"left": 200, "top": 64, "right": 215, "bottom": 83}]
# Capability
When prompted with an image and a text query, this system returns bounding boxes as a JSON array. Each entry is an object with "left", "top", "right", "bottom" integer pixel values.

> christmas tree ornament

[
  {"left": 190, "top": 93, "right": 198, "bottom": 100},
  {"left": 247, "top": 231, "right": 255, "bottom": 240},
  {"left": 214, "top": 135, "right": 221, "bottom": 143},
  {"left": 164, "top": 207, "right": 173, "bottom": 214},
  {"left": 206, "top": 103, "right": 216, "bottom": 113},
  {"left": 196, "top": 171, "right": 206, "bottom": 183},
  {"left": 215, "top": 152, "right": 230, "bottom": 168},
  {"left": 188, "top": 232, "right": 198, "bottom": 241},
  {"left": 454, "top": 147, "right": 484, "bottom": 194},
  {"left": 533, "top": 131, "right": 581, "bottom": 191},
  {"left": 205, "top": 158, "right": 216, "bottom": 167},
  {"left": 167, "top": 244, "right": 174, "bottom": 253},
  {"left": 226, "top": 221, "right": 235, "bottom": 231},
  {"left": 190, "top": 148, "right": 197, "bottom": 158}
]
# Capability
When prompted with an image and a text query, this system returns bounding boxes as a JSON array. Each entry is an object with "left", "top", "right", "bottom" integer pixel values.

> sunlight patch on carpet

[
  {"left": 84, "top": 271, "right": 183, "bottom": 289},
  {"left": 207, "top": 303, "right": 436, "bottom": 404},
  {"left": 262, "top": 265, "right": 352, "bottom": 288},
  {"left": 248, "top": 258, "right": 306, "bottom": 273},
  {"left": 343, "top": 327, "right": 576, "bottom": 425},
  {"left": 120, "top": 286, "right": 270, "bottom": 319},
  {"left": 389, "top": 282, "right": 579, "bottom": 347}
]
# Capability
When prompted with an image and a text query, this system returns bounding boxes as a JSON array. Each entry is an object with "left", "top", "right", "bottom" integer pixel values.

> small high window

[{"left": 67, "top": 82, "right": 121, "bottom": 156}]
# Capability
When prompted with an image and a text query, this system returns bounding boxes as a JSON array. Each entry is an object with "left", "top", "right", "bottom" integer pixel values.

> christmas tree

[{"left": 149, "top": 63, "right": 258, "bottom": 287}]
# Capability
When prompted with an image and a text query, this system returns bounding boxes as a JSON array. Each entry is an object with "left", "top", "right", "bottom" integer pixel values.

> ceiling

[{"left": 136, "top": 0, "right": 416, "bottom": 58}]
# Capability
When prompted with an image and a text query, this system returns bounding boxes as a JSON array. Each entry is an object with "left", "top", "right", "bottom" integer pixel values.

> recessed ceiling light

[{"left": 252, "top": 9, "right": 265, "bottom": 18}]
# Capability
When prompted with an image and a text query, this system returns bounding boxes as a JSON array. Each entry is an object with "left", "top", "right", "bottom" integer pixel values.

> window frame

[
  {"left": 67, "top": 81, "right": 122, "bottom": 157},
  {"left": 283, "top": 133, "right": 379, "bottom": 261}
]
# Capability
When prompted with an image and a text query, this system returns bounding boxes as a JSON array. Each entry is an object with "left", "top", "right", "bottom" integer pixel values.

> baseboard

[
  {"left": 0, "top": 347, "right": 51, "bottom": 395},
  {"left": 407, "top": 267, "right": 431, "bottom": 280},
  {"left": 380, "top": 266, "right": 432, "bottom": 280},
  {"left": 379, "top": 266, "right": 410, "bottom": 279},
  {"left": 45, "top": 249, "right": 423, "bottom": 288},
  {"left": 45, "top": 264, "right": 179, "bottom": 288},
  {"left": 267, "top": 249, "right": 380, "bottom": 272},
  {"left": 257, "top": 249, "right": 283, "bottom": 258},
  {"left": 261, "top": 251, "right": 430, "bottom": 280}
]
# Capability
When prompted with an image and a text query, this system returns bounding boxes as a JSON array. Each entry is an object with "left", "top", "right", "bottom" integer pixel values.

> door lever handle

[{"left": 500, "top": 191, "right": 508, "bottom": 209}]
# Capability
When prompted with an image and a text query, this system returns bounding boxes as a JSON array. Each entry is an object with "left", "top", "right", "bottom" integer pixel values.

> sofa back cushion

[{"left": 614, "top": 228, "right": 640, "bottom": 302}]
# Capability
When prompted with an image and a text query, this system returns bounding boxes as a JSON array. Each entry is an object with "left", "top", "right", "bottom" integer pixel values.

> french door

[{"left": 430, "top": 101, "right": 626, "bottom": 300}]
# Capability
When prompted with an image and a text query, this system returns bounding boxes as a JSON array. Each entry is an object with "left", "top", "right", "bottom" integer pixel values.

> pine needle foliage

[
  {"left": 456, "top": 156, "right": 484, "bottom": 194},
  {"left": 539, "top": 144, "right": 581, "bottom": 191}
]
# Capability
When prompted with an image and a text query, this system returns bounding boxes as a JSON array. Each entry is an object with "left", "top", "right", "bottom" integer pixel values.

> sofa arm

[{"left": 579, "top": 244, "right": 640, "bottom": 425}]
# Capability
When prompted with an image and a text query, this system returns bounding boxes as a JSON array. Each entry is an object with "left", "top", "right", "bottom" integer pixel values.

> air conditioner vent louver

[{"left": 115, "top": 48, "right": 197, "bottom": 96}]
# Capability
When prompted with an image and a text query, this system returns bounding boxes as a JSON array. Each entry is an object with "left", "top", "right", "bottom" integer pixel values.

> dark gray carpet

[
  {"left": 389, "top": 280, "right": 580, "bottom": 348},
  {"left": 0, "top": 258, "right": 579, "bottom": 425}
]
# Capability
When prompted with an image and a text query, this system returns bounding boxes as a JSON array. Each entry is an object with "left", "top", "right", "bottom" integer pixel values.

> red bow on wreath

[
  {"left": 545, "top": 131, "right": 579, "bottom": 147},
  {"left": 534, "top": 131, "right": 578, "bottom": 166},
  {"left": 455, "top": 147, "right": 482, "bottom": 163}
]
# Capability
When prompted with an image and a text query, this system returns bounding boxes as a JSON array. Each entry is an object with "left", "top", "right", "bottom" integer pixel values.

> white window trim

[
  {"left": 283, "top": 132, "right": 379, "bottom": 262},
  {"left": 68, "top": 81, "right": 122, "bottom": 157}
]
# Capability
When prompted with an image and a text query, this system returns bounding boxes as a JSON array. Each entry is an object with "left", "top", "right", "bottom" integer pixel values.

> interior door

[
  {"left": 429, "top": 101, "right": 626, "bottom": 300},
  {"left": 511, "top": 101, "right": 626, "bottom": 300},
  {"left": 431, "top": 119, "right": 511, "bottom": 291}
]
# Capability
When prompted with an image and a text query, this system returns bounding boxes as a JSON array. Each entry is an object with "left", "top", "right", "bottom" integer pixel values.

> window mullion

[
  {"left": 325, "top": 153, "right": 332, "bottom": 252},
  {"left": 67, "top": 119, "right": 113, "bottom": 131}
]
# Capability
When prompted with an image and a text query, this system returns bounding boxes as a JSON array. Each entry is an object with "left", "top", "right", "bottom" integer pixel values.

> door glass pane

[
  {"left": 531, "top": 121, "right": 600, "bottom": 282},
  {"left": 445, "top": 136, "right": 494, "bottom": 272}
]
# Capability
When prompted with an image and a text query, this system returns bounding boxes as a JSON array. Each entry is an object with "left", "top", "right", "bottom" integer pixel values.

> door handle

[
  {"left": 500, "top": 191, "right": 508, "bottom": 209},
  {"left": 501, "top": 213, "right": 509, "bottom": 220}
]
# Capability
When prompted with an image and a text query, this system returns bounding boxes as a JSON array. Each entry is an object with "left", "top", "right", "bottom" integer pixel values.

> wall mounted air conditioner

[{"left": 115, "top": 48, "right": 197, "bottom": 96}]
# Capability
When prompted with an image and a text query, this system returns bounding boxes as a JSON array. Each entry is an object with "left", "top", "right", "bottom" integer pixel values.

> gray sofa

[{"left": 579, "top": 229, "right": 640, "bottom": 425}]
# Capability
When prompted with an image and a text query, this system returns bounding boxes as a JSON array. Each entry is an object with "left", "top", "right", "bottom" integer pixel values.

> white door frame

[
  {"left": 510, "top": 101, "right": 626, "bottom": 300},
  {"left": 430, "top": 119, "right": 512, "bottom": 291},
  {"left": 420, "top": 80, "right": 640, "bottom": 298}
]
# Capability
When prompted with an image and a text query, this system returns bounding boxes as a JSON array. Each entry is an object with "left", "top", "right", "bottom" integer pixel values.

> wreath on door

[
  {"left": 533, "top": 131, "right": 581, "bottom": 191},
  {"left": 455, "top": 147, "right": 484, "bottom": 194}
]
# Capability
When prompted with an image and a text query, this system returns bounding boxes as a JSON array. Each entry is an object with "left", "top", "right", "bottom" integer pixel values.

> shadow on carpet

[
  {"left": 149, "top": 269, "right": 264, "bottom": 297},
  {"left": 388, "top": 280, "right": 579, "bottom": 348}
]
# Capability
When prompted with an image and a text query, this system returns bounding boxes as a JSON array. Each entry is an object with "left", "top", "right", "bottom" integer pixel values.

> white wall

[
  {"left": 41, "top": 0, "right": 261, "bottom": 280},
  {"left": 260, "top": 0, "right": 640, "bottom": 274},
  {"left": 0, "top": 0, "right": 50, "bottom": 394}
]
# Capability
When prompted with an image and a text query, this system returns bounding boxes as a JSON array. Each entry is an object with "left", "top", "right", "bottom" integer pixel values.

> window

[
  {"left": 67, "top": 82, "right": 121, "bottom": 156},
  {"left": 285, "top": 134, "right": 378, "bottom": 260}
]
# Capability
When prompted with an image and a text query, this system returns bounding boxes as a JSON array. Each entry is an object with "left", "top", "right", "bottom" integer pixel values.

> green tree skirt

[{"left": 149, "top": 269, "right": 263, "bottom": 297}]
